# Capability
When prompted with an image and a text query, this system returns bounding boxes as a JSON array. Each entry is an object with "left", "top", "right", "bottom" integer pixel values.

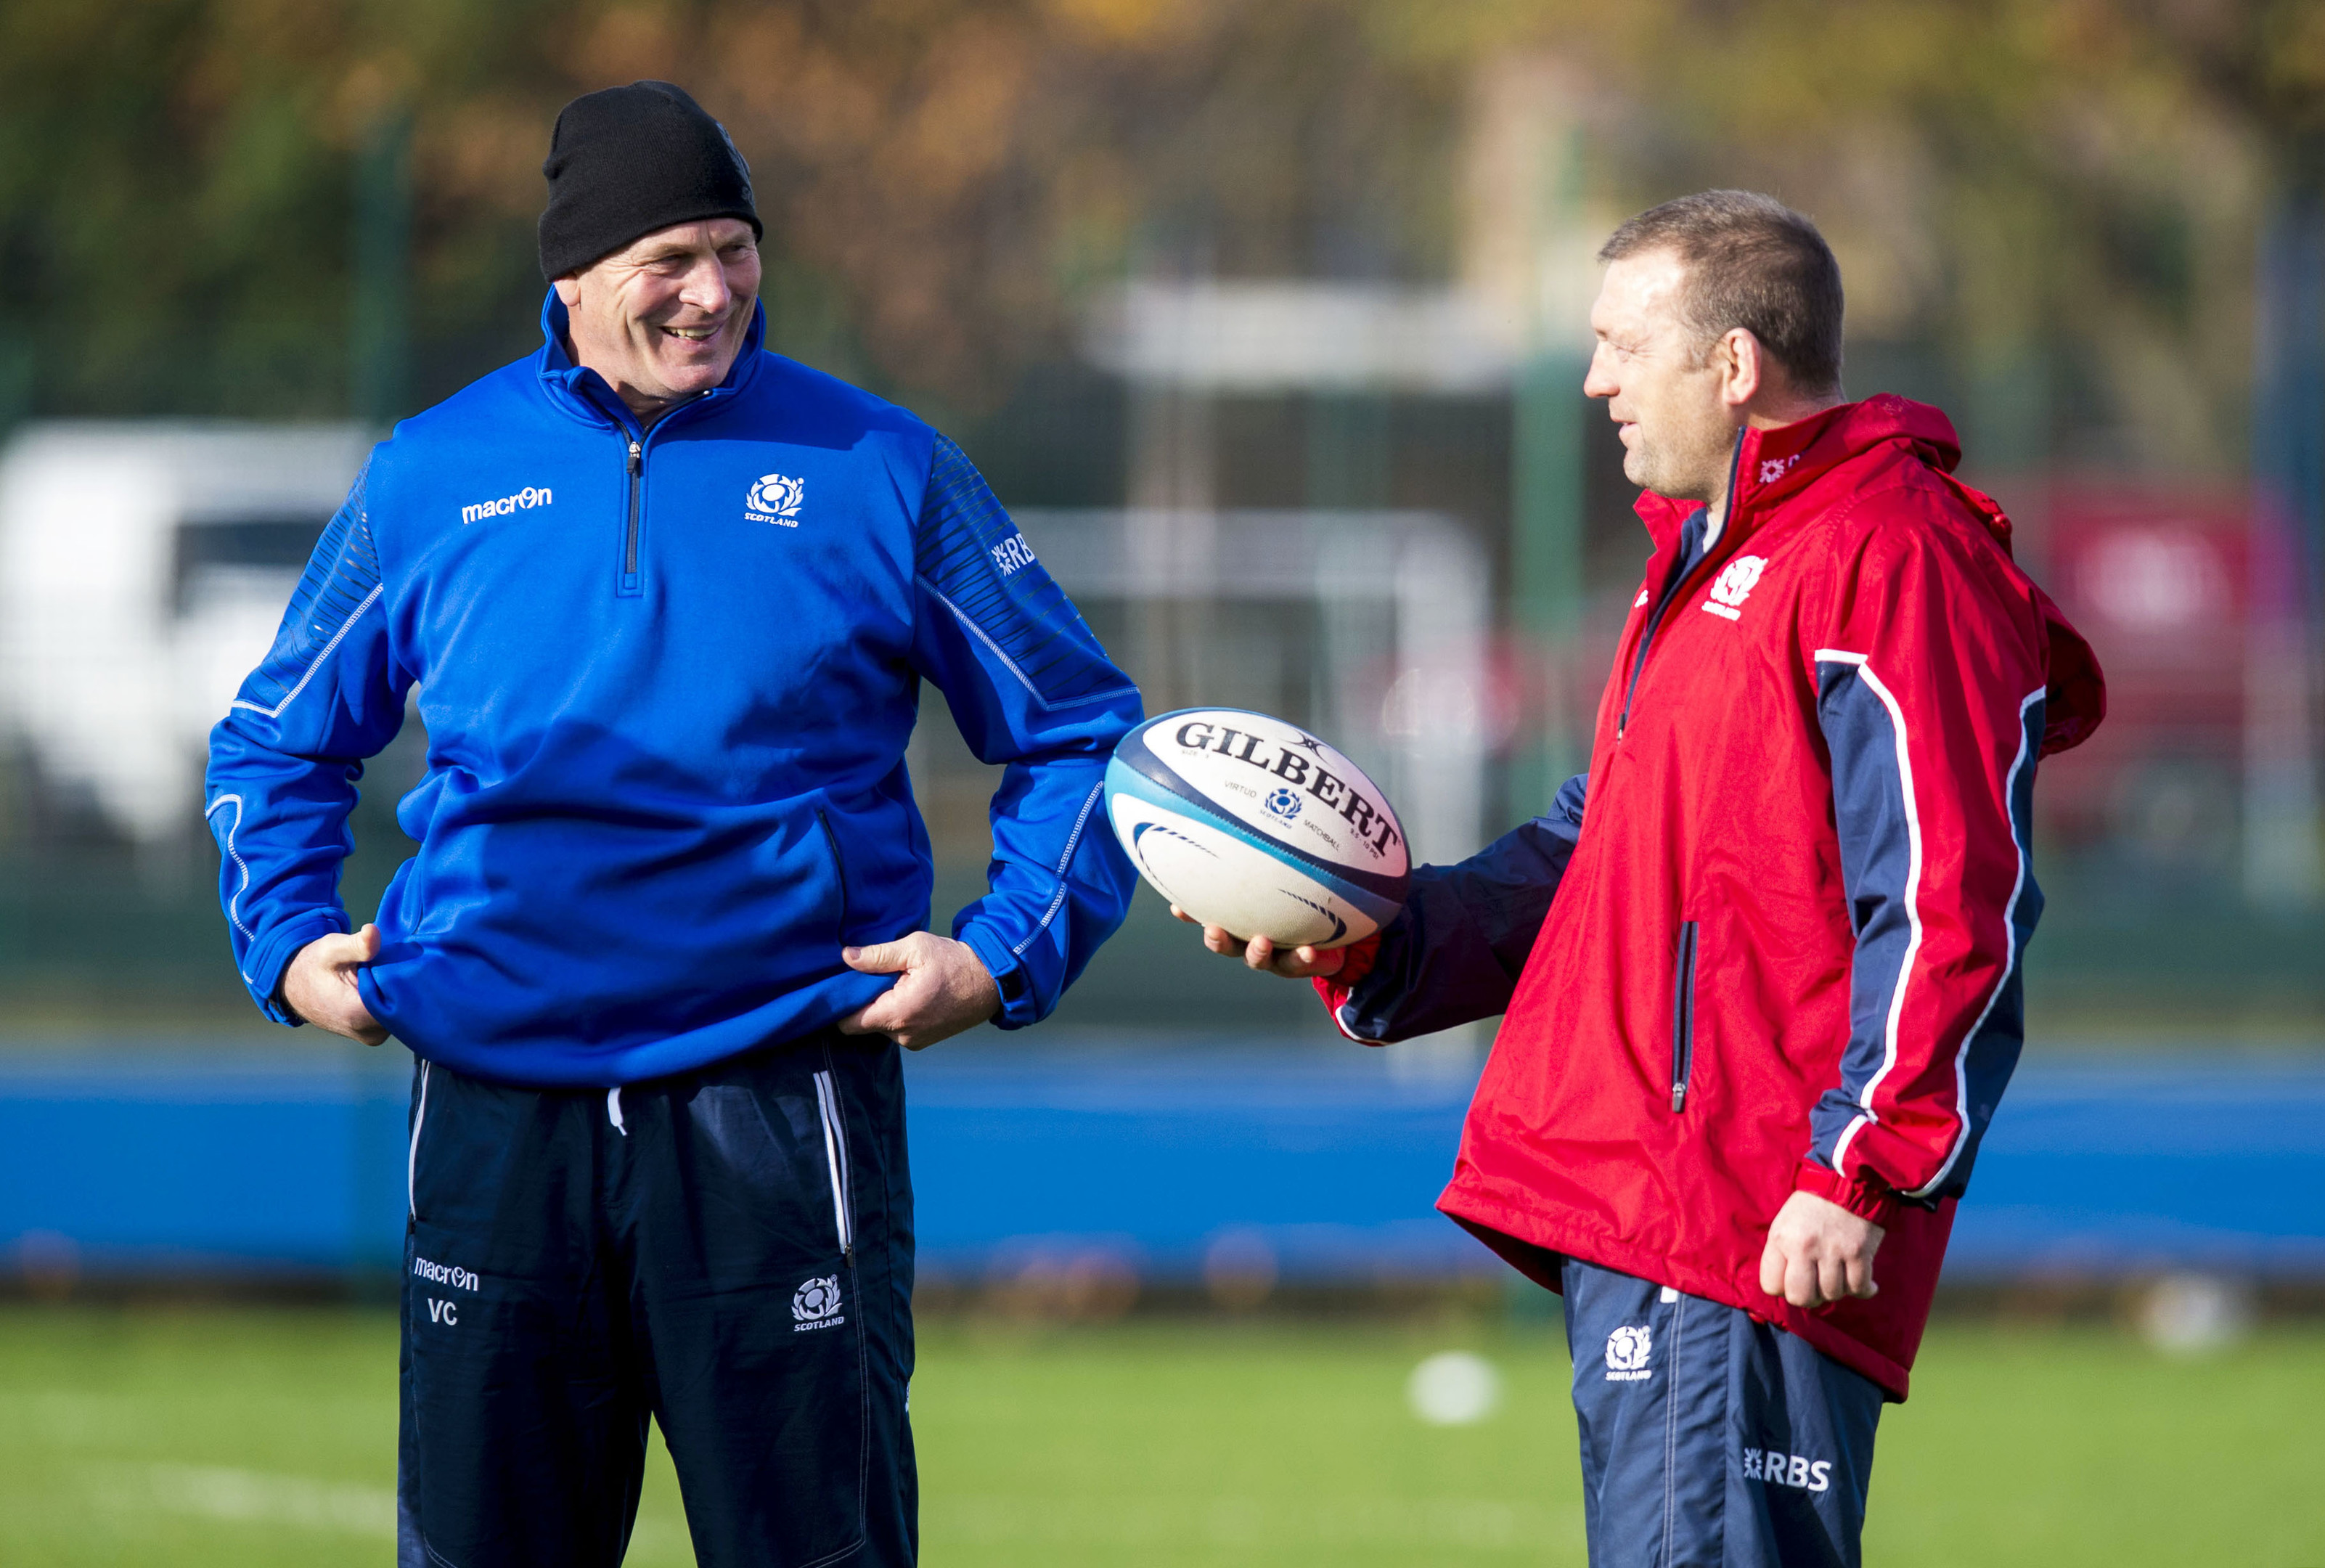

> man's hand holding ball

[{"left": 1170, "top": 904, "right": 1347, "bottom": 980}]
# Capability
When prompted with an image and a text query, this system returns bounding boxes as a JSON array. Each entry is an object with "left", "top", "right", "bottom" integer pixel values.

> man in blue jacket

[{"left": 205, "top": 81, "right": 1142, "bottom": 1567}]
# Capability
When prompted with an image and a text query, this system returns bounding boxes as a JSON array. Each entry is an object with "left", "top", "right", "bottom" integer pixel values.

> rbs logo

[
  {"left": 990, "top": 533, "right": 1037, "bottom": 576},
  {"left": 1744, "top": 1447, "right": 1833, "bottom": 1493}
]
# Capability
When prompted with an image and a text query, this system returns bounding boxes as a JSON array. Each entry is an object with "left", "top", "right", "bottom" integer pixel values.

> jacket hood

[
  {"left": 1633, "top": 395, "right": 1967, "bottom": 545},
  {"left": 1632, "top": 394, "right": 2105, "bottom": 756}
]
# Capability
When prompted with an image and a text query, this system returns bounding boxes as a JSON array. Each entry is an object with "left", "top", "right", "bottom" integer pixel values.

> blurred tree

[
  {"left": 1384, "top": 0, "right": 2325, "bottom": 473},
  {"left": 0, "top": 0, "right": 2312, "bottom": 460},
  {"left": 0, "top": 0, "right": 576, "bottom": 422},
  {"left": 0, "top": 0, "right": 1459, "bottom": 423}
]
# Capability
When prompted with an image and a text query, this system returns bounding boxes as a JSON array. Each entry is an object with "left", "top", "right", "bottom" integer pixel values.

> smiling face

[
  {"left": 1582, "top": 249, "right": 1741, "bottom": 504},
  {"left": 553, "top": 217, "right": 762, "bottom": 422}
]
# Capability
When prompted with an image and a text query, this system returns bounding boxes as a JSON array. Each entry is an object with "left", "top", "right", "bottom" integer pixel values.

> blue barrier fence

[{"left": 2, "top": 1043, "right": 2320, "bottom": 1283}]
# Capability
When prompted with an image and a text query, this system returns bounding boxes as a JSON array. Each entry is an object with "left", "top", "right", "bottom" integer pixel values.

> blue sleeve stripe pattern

[
  {"left": 914, "top": 435, "right": 1132, "bottom": 711},
  {"left": 233, "top": 458, "right": 383, "bottom": 718},
  {"left": 1909, "top": 689, "right": 2043, "bottom": 1199},
  {"left": 1012, "top": 780, "right": 1106, "bottom": 955},
  {"left": 1812, "top": 651, "right": 1925, "bottom": 1175}
]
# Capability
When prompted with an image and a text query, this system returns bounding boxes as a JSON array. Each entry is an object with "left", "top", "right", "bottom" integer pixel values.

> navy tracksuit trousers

[
  {"left": 396, "top": 1031, "right": 916, "bottom": 1568},
  {"left": 1561, "top": 1257, "right": 1884, "bottom": 1568}
]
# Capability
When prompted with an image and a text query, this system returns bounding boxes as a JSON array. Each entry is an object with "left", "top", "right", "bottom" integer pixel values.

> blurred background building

[{"left": 4, "top": 0, "right": 2322, "bottom": 1032}]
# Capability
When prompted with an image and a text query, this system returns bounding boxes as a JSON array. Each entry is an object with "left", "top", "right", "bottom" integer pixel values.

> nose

[
  {"left": 1582, "top": 342, "right": 1618, "bottom": 401},
  {"left": 677, "top": 253, "right": 733, "bottom": 317}
]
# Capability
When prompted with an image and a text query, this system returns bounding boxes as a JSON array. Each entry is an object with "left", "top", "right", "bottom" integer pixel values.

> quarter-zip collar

[
  {"left": 1611, "top": 397, "right": 1970, "bottom": 743},
  {"left": 532, "top": 287, "right": 767, "bottom": 434},
  {"left": 1612, "top": 392, "right": 2099, "bottom": 754},
  {"left": 1614, "top": 435, "right": 1743, "bottom": 739},
  {"left": 1630, "top": 394, "right": 1971, "bottom": 557}
]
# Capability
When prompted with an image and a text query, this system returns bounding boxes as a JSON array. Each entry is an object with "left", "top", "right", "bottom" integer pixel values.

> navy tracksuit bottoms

[
  {"left": 1561, "top": 1256, "right": 1884, "bottom": 1568},
  {"left": 396, "top": 1030, "right": 917, "bottom": 1568}
]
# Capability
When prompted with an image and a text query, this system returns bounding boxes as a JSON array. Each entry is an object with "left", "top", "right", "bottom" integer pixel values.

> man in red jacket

[{"left": 1182, "top": 190, "right": 2104, "bottom": 1565}]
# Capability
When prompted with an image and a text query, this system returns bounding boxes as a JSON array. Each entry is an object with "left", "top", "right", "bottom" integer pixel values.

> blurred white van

[{"left": 0, "top": 422, "right": 372, "bottom": 844}]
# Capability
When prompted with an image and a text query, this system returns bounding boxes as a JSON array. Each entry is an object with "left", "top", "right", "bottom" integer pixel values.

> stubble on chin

[
  {"left": 1627, "top": 422, "right": 1733, "bottom": 504},
  {"left": 1622, "top": 443, "right": 1670, "bottom": 498}
]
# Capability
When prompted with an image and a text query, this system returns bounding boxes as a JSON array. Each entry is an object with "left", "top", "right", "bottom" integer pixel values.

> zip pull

[
  {"left": 619, "top": 437, "right": 645, "bottom": 594},
  {"left": 1670, "top": 921, "right": 1699, "bottom": 1114}
]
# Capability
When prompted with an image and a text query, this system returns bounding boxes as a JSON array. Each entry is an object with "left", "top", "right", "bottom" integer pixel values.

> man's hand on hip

[
  {"left": 839, "top": 933, "right": 1000, "bottom": 1050},
  {"left": 1758, "top": 1190, "right": 1884, "bottom": 1311},
  {"left": 284, "top": 924, "right": 389, "bottom": 1045}
]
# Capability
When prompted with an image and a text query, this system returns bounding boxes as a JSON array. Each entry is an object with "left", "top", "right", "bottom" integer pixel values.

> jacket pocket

[
  {"left": 815, "top": 807, "right": 850, "bottom": 939},
  {"left": 1670, "top": 920, "right": 1699, "bottom": 1113},
  {"left": 812, "top": 1067, "right": 855, "bottom": 1262}
]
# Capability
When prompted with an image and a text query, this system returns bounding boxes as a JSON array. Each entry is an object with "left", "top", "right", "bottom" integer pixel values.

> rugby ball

[{"left": 1103, "top": 708, "right": 1409, "bottom": 948}]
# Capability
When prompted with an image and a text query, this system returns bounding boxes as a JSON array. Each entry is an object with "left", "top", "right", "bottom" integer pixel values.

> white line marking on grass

[
  {"left": 86, "top": 1462, "right": 697, "bottom": 1556},
  {"left": 925, "top": 1495, "right": 1583, "bottom": 1551},
  {"left": 91, "top": 1463, "right": 395, "bottom": 1538}
]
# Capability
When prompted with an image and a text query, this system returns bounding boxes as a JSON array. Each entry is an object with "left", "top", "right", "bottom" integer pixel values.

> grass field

[{"left": 2, "top": 1304, "right": 2320, "bottom": 1565}]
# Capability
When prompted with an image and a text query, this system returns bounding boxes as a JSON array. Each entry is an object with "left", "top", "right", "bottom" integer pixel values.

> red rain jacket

[{"left": 1320, "top": 396, "right": 2104, "bottom": 1397}]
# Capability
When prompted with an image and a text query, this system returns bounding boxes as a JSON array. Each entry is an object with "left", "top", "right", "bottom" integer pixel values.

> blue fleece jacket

[{"left": 205, "top": 293, "right": 1143, "bottom": 1085}]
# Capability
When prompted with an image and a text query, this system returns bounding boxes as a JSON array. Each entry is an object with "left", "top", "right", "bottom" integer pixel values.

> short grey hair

[{"left": 1598, "top": 190, "right": 1844, "bottom": 395}]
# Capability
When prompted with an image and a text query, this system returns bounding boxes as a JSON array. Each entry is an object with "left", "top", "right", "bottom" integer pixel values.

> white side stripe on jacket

[{"left": 1907, "top": 685, "right": 2043, "bottom": 1199}]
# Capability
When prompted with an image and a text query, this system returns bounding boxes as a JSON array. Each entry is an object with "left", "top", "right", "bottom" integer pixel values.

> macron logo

[
  {"left": 412, "top": 1256, "right": 479, "bottom": 1292},
  {"left": 461, "top": 485, "right": 552, "bottom": 525}
]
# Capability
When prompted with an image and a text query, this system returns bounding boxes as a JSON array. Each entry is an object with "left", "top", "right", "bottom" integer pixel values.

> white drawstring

[{"left": 606, "top": 1087, "right": 626, "bottom": 1135}]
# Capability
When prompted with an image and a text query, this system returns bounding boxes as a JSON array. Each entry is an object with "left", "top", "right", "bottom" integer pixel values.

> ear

[
  {"left": 552, "top": 274, "right": 584, "bottom": 307},
  {"left": 1717, "top": 328, "right": 1764, "bottom": 409},
  {"left": 1730, "top": 327, "right": 1776, "bottom": 412}
]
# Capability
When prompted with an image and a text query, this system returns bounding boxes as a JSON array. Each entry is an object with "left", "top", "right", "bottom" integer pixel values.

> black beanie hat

[{"left": 537, "top": 81, "right": 762, "bottom": 281}]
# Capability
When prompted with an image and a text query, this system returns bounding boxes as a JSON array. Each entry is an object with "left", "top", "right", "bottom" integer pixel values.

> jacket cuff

[
  {"left": 1312, "top": 934, "right": 1383, "bottom": 1044},
  {"left": 1332, "top": 934, "right": 1379, "bottom": 989},
  {"left": 1793, "top": 1156, "right": 1903, "bottom": 1228},
  {"left": 955, "top": 923, "right": 1038, "bottom": 1031},
  {"left": 244, "top": 910, "right": 352, "bottom": 1027}
]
